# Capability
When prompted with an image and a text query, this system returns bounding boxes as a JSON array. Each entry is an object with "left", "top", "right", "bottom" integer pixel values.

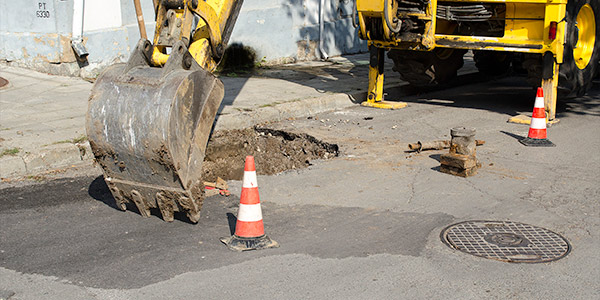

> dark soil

[{"left": 202, "top": 127, "right": 339, "bottom": 181}]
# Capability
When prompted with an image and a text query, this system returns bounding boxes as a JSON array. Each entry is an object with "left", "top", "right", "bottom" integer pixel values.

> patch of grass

[
  {"left": 0, "top": 148, "right": 20, "bottom": 158},
  {"left": 51, "top": 140, "right": 70, "bottom": 145},
  {"left": 259, "top": 101, "right": 282, "bottom": 108},
  {"left": 52, "top": 134, "right": 87, "bottom": 145},
  {"left": 259, "top": 99, "right": 302, "bottom": 108},
  {"left": 72, "top": 134, "right": 87, "bottom": 144},
  {"left": 254, "top": 57, "right": 268, "bottom": 68},
  {"left": 26, "top": 175, "right": 46, "bottom": 182}
]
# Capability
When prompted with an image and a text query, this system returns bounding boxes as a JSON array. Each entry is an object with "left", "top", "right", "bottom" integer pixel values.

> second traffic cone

[
  {"left": 520, "top": 88, "right": 555, "bottom": 147},
  {"left": 220, "top": 156, "right": 279, "bottom": 251}
]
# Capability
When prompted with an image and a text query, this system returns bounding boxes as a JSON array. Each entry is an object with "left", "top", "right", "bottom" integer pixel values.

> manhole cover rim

[{"left": 440, "top": 220, "right": 571, "bottom": 264}]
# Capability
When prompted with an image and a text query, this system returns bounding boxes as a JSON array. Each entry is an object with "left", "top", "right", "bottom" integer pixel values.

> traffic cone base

[
  {"left": 221, "top": 155, "right": 278, "bottom": 251},
  {"left": 520, "top": 87, "right": 554, "bottom": 147},
  {"left": 220, "top": 234, "right": 279, "bottom": 252},
  {"left": 519, "top": 137, "right": 555, "bottom": 147}
]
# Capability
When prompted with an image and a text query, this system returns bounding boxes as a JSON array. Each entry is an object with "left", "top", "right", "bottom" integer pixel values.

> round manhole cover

[
  {"left": 0, "top": 77, "right": 8, "bottom": 89},
  {"left": 441, "top": 220, "right": 570, "bottom": 263}
]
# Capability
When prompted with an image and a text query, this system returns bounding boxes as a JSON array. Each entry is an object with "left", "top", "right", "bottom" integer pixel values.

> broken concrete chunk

[{"left": 440, "top": 153, "right": 478, "bottom": 169}]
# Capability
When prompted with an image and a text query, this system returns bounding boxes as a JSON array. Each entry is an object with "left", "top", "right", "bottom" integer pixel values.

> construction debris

[
  {"left": 408, "top": 139, "right": 485, "bottom": 152},
  {"left": 439, "top": 127, "right": 481, "bottom": 177},
  {"left": 204, "top": 177, "right": 231, "bottom": 197}
]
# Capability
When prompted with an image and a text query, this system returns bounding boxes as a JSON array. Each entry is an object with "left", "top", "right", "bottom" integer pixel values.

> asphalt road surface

[{"left": 1, "top": 76, "right": 599, "bottom": 299}]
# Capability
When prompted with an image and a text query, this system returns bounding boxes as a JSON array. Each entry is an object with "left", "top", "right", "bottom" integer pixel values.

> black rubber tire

[
  {"left": 558, "top": 0, "right": 600, "bottom": 98},
  {"left": 388, "top": 48, "right": 467, "bottom": 86},
  {"left": 473, "top": 50, "right": 513, "bottom": 76}
]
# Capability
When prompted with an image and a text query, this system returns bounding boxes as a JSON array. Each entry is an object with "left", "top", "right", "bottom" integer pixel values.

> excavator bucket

[{"left": 86, "top": 40, "right": 223, "bottom": 223}]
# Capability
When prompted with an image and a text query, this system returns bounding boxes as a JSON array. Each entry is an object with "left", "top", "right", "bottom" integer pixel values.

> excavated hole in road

[{"left": 201, "top": 127, "right": 339, "bottom": 181}]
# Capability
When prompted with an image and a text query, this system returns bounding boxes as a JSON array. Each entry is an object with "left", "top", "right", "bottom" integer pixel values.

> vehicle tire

[
  {"left": 473, "top": 50, "right": 513, "bottom": 76},
  {"left": 558, "top": 0, "right": 599, "bottom": 97},
  {"left": 388, "top": 48, "right": 467, "bottom": 86}
]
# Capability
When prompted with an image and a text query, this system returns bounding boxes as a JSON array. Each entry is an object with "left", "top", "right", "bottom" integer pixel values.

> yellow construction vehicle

[
  {"left": 87, "top": 0, "right": 598, "bottom": 222},
  {"left": 358, "top": 0, "right": 599, "bottom": 124}
]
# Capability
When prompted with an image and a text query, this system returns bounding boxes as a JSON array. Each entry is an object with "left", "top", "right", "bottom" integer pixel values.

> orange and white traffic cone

[
  {"left": 520, "top": 87, "right": 555, "bottom": 147},
  {"left": 220, "top": 156, "right": 279, "bottom": 251}
]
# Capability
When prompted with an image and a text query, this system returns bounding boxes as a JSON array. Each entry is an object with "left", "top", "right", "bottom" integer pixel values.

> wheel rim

[{"left": 573, "top": 4, "right": 596, "bottom": 70}]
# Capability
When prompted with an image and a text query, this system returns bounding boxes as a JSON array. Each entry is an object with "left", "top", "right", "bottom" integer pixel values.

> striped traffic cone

[
  {"left": 519, "top": 88, "right": 555, "bottom": 147},
  {"left": 220, "top": 156, "right": 279, "bottom": 251}
]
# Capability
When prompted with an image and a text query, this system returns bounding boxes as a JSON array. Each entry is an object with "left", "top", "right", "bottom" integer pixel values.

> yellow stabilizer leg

[
  {"left": 541, "top": 61, "right": 560, "bottom": 125},
  {"left": 508, "top": 58, "right": 560, "bottom": 127},
  {"left": 361, "top": 46, "right": 407, "bottom": 110}
]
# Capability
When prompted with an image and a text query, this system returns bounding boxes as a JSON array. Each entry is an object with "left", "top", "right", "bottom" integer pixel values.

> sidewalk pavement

[{"left": 0, "top": 53, "right": 475, "bottom": 179}]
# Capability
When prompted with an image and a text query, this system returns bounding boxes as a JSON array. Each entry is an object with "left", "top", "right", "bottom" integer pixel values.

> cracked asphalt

[{"left": 1, "top": 76, "right": 598, "bottom": 299}]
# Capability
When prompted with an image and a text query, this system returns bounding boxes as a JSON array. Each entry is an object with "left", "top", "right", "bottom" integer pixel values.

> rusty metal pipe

[
  {"left": 408, "top": 140, "right": 450, "bottom": 152},
  {"left": 408, "top": 139, "right": 485, "bottom": 152}
]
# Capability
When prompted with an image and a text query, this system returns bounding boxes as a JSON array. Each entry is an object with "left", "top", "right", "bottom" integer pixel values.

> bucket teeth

[
  {"left": 131, "top": 190, "right": 151, "bottom": 218},
  {"left": 177, "top": 195, "right": 201, "bottom": 223},
  {"left": 156, "top": 192, "right": 175, "bottom": 222},
  {"left": 108, "top": 184, "right": 128, "bottom": 211}
]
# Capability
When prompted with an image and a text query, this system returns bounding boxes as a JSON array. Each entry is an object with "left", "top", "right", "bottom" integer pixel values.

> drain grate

[{"left": 441, "top": 220, "right": 570, "bottom": 263}]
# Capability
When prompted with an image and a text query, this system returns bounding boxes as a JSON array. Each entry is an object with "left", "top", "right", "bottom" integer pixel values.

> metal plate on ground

[{"left": 441, "top": 220, "right": 570, "bottom": 263}]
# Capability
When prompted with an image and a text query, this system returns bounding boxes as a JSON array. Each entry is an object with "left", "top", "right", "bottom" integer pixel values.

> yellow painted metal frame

[
  {"left": 357, "top": 0, "right": 568, "bottom": 120},
  {"left": 150, "top": 0, "right": 238, "bottom": 72},
  {"left": 362, "top": 46, "right": 407, "bottom": 109}
]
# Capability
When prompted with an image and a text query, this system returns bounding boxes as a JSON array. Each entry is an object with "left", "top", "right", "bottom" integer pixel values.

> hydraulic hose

[{"left": 384, "top": 0, "right": 401, "bottom": 33}]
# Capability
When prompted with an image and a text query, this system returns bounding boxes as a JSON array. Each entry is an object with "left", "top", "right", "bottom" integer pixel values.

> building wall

[
  {"left": 230, "top": 0, "right": 366, "bottom": 62},
  {"left": 0, "top": 0, "right": 366, "bottom": 77}
]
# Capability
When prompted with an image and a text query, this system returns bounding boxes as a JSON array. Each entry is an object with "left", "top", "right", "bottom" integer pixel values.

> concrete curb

[
  {"left": 214, "top": 92, "right": 361, "bottom": 130},
  {"left": 0, "top": 142, "right": 93, "bottom": 179}
]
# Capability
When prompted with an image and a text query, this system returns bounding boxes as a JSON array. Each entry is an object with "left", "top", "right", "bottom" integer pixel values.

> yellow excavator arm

[{"left": 149, "top": 0, "right": 242, "bottom": 70}]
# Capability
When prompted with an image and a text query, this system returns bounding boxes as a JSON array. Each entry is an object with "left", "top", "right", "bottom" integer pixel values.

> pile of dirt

[{"left": 202, "top": 127, "right": 339, "bottom": 181}]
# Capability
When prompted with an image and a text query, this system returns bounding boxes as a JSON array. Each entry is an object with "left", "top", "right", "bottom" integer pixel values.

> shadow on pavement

[
  {"left": 429, "top": 154, "right": 442, "bottom": 163},
  {"left": 386, "top": 76, "right": 600, "bottom": 119},
  {"left": 500, "top": 130, "right": 526, "bottom": 141},
  {"left": 227, "top": 212, "right": 237, "bottom": 235}
]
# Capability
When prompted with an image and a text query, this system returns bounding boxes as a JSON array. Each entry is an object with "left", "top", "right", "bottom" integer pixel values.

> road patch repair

[{"left": 441, "top": 220, "right": 571, "bottom": 263}]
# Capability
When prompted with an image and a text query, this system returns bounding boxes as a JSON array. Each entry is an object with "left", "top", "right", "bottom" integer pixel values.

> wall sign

[{"left": 36, "top": 2, "right": 50, "bottom": 18}]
